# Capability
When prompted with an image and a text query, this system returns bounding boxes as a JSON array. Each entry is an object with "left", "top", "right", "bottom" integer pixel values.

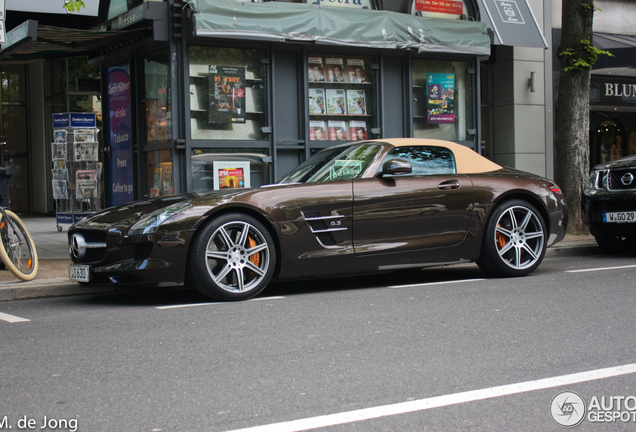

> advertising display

[
  {"left": 107, "top": 63, "right": 134, "bottom": 206},
  {"left": 208, "top": 65, "right": 246, "bottom": 124},
  {"left": 212, "top": 161, "right": 251, "bottom": 190},
  {"left": 426, "top": 73, "right": 455, "bottom": 124}
]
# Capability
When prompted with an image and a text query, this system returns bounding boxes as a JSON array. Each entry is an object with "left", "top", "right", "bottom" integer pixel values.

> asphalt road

[{"left": 1, "top": 251, "right": 636, "bottom": 431}]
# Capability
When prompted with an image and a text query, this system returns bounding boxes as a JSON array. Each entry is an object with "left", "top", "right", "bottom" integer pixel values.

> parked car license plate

[
  {"left": 603, "top": 211, "right": 636, "bottom": 223},
  {"left": 69, "top": 264, "right": 90, "bottom": 282}
]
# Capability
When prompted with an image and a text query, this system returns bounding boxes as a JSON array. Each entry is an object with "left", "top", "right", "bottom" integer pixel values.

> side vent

[{"left": 302, "top": 211, "right": 347, "bottom": 248}]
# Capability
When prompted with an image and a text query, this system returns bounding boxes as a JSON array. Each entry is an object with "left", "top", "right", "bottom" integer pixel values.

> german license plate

[
  {"left": 69, "top": 264, "right": 90, "bottom": 282},
  {"left": 603, "top": 211, "right": 636, "bottom": 223}
]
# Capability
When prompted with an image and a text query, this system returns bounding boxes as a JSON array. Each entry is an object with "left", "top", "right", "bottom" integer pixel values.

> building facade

[{"left": 1, "top": 0, "right": 552, "bottom": 216}]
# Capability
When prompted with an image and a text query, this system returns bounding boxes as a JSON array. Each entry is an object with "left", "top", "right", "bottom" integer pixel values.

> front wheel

[
  {"left": 477, "top": 200, "right": 547, "bottom": 277},
  {"left": 188, "top": 213, "right": 276, "bottom": 301},
  {"left": 0, "top": 210, "right": 38, "bottom": 281}
]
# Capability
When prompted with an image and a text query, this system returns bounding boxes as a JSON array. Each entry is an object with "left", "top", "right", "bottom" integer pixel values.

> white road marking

[
  {"left": 224, "top": 363, "right": 636, "bottom": 432},
  {"left": 0, "top": 312, "right": 30, "bottom": 323},
  {"left": 566, "top": 264, "right": 636, "bottom": 273},
  {"left": 388, "top": 278, "right": 486, "bottom": 289},
  {"left": 157, "top": 296, "right": 285, "bottom": 310}
]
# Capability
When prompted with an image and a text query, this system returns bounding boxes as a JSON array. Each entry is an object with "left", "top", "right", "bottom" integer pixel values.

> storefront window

[
  {"left": 594, "top": 120, "right": 623, "bottom": 165},
  {"left": 146, "top": 149, "right": 173, "bottom": 197},
  {"left": 191, "top": 148, "right": 271, "bottom": 192},
  {"left": 189, "top": 46, "right": 268, "bottom": 141},
  {"left": 412, "top": 59, "right": 473, "bottom": 142},
  {"left": 143, "top": 54, "right": 173, "bottom": 198},
  {"left": 307, "top": 53, "right": 375, "bottom": 143},
  {"left": 629, "top": 124, "right": 636, "bottom": 156}
]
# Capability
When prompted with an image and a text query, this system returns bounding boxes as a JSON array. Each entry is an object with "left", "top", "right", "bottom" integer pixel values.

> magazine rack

[{"left": 52, "top": 113, "right": 102, "bottom": 232}]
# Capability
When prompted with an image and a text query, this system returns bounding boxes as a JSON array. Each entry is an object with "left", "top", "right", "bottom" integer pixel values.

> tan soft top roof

[{"left": 372, "top": 138, "right": 502, "bottom": 174}]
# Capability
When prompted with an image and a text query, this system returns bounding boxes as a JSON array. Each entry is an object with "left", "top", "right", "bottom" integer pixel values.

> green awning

[{"left": 187, "top": 0, "right": 491, "bottom": 56}]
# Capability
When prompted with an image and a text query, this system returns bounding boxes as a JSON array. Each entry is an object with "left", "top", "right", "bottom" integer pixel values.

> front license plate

[
  {"left": 603, "top": 211, "right": 636, "bottom": 223},
  {"left": 69, "top": 264, "right": 90, "bottom": 282}
]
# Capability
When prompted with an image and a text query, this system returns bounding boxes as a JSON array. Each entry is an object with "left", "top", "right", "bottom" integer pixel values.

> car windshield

[{"left": 279, "top": 143, "right": 382, "bottom": 184}]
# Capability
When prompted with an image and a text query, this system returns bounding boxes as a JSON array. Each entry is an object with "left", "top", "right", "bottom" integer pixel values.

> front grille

[{"left": 608, "top": 168, "right": 636, "bottom": 191}]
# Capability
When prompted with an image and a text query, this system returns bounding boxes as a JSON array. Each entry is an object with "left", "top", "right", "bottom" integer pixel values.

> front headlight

[
  {"left": 587, "top": 169, "right": 608, "bottom": 190},
  {"left": 128, "top": 201, "right": 192, "bottom": 235}
]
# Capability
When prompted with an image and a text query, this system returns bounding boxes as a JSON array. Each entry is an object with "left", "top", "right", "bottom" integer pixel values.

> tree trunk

[{"left": 554, "top": 0, "right": 594, "bottom": 233}]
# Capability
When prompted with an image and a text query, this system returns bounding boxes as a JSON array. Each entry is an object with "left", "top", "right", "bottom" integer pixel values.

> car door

[{"left": 352, "top": 145, "right": 475, "bottom": 254}]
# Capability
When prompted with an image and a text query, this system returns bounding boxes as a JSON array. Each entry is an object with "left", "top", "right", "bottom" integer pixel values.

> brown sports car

[{"left": 68, "top": 139, "right": 568, "bottom": 300}]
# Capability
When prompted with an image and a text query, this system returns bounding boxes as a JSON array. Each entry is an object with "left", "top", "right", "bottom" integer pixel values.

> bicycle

[{"left": 0, "top": 196, "right": 38, "bottom": 281}]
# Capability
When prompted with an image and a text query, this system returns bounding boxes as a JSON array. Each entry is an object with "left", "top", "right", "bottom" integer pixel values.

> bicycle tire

[{"left": 0, "top": 210, "right": 38, "bottom": 281}]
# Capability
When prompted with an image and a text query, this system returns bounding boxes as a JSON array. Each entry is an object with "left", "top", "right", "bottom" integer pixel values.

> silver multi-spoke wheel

[
  {"left": 205, "top": 221, "right": 271, "bottom": 293},
  {"left": 494, "top": 206, "right": 544, "bottom": 270},
  {"left": 477, "top": 200, "right": 547, "bottom": 277},
  {"left": 189, "top": 213, "right": 276, "bottom": 300}
]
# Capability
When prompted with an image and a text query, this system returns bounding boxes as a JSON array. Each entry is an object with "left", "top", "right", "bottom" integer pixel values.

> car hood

[
  {"left": 72, "top": 189, "right": 252, "bottom": 231},
  {"left": 592, "top": 154, "right": 636, "bottom": 171}
]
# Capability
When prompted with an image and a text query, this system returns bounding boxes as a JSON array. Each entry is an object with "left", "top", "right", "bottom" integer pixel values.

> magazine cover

[
  {"left": 347, "top": 59, "right": 367, "bottom": 83},
  {"left": 52, "top": 180, "right": 68, "bottom": 200},
  {"left": 309, "top": 121, "right": 327, "bottom": 141},
  {"left": 208, "top": 65, "right": 246, "bottom": 124},
  {"left": 51, "top": 143, "right": 67, "bottom": 160},
  {"left": 52, "top": 159, "right": 66, "bottom": 170},
  {"left": 52, "top": 169, "right": 67, "bottom": 180},
  {"left": 325, "top": 58, "right": 346, "bottom": 83},
  {"left": 54, "top": 129, "right": 67, "bottom": 143},
  {"left": 72, "top": 129, "right": 96, "bottom": 143},
  {"left": 308, "top": 57, "right": 325, "bottom": 82},
  {"left": 346, "top": 89, "right": 366, "bottom": 115},
  {"left": 76, "top": 169, "right": 97, "bottom": 181},
  {"left": 326, "top": 89, "right": 346, "bottom": 115},
  {"left": 349, "top": 120, "right": 368, "bottom": 141},
  {"left": 161, "top": 164, "right": 174, "bottom": 195},
  {"left": 213, "top": 161, "right": 251, "bottom": 190},
  {"left": 74, "top": 142, "right": 99, "bottom": 161},
  {"left": 76, "top": 179, "right": 98, "bottom": 199},
  {"left": 328, "top": 120, "right": 348, "bottom": 141},
  {"left": 426, "top": 73, "right": 456, "bottom": 124},
  {"left": 309, "top": 88, "right": 325, "bottom": 115}
]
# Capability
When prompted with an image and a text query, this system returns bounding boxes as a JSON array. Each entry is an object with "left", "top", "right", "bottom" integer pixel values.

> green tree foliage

[{"left": 63, "top": 0, "right": 86, "bottom": 12}]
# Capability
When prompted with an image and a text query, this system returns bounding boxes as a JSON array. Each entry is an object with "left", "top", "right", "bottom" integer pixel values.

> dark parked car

[
  {"left": 68, "top": 139, "right": 568, "bottom": 301},
  {"left": 582, "top": 154, "right": 636, "bottom": 248}
]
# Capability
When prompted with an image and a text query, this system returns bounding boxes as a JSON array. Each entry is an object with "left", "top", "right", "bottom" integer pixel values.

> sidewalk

[{"left": 0, "top": 217, "right": 600, "bottom": 302}]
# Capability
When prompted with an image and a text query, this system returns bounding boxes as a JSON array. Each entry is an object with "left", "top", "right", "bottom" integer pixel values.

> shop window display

[
  {"left": 412, "top": 59, "right": 473, "bottom": 142},
  {"left": 189, "top": 47, "right": 268, "bottom": 141},
  {"left": 191, "top": 148, "right": 270, "bottom": 192},
  {"left": 308, "top": 54, "right": 375, "bottom": 143}
]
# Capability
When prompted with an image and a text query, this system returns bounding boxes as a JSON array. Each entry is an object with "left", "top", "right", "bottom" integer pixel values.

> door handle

[{"left": 438, "top": 179, "right": 461, "bottom": 190}]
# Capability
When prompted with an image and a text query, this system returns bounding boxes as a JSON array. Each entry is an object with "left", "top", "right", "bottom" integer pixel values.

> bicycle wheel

[{"left": 0, "top": 210, "right": 38, "bottom": 281}]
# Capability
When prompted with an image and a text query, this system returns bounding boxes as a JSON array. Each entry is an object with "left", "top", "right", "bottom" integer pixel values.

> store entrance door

[{"left": 0, "top": 65, "right": 30, "bottom": 213}]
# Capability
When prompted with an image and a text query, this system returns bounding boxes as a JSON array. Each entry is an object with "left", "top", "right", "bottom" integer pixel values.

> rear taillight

[{"left": 549, "top": 184, "right": 563, "bottom": 196}]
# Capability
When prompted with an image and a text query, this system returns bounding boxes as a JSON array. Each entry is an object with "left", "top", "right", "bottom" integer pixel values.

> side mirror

[{"left": 377, "top": 159, "right": 412, "bottom": 177}]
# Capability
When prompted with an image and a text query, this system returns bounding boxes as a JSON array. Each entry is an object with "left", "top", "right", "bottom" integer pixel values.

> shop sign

[
  {"left": 604, "top": 83, "right": 636, "bottom": 99},
  {"left": 414, "top": 0, "right": 464, "bottom": 16},
  {"left": 107, "top": 63, "right": 134, "bottom": 206},
  {"left": 494, "top": 0, "right": 524, "bottom": 24},
  {"left": 312, "top": 0, "right": 373, "bottom": 9},
  {"left": 0, "top": 0, "right": 5, "bottom": 45},
  {"left": 591, "top": 79, "right": 636, "bottom": 104}
]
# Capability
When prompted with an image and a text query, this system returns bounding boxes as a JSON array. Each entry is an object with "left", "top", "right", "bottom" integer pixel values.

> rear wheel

[
  {"left": 188, "top": 213, "right": 276, "bottom": 301},
  {"left": 0, "top": 210, "right": 38, "bottom": 281},
  {"left": 477, "top": 200, "right": 547, "bottom": 277}
]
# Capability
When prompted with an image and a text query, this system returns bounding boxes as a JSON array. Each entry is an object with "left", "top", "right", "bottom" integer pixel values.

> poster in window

[
  {"left": 309, "top": 121, "right": 327, "bottom": 141},
  {"left": 213, "top": 161, "right": 251, "bottom": 190},
  {"left": 326, "top": 89, "right": 346, "bottom": 115},
  {"left": 349, "top": 120, "right": 367, "bottom": 141},
  {"left": 426, "top": 73, "right": 455, "bottom": 124},
  {"left": 309, "top": 88, "right": 325, "bottom": 115},
  {"left": 208, "top": 66, "right": 246, "bottom": 124},
  {"left": 308, "top": 57, "right": 325, "bottom": 82},
  {"left": 325, "top": 58, "right": 347, "bottom": 83},
  {"left": 346, "top": 89, "right": 366, "bottom": 115},
  {"left": 347, "top": 59, "right": 367, "bottom": 83},
  {"left": 328, "top": 120, "right": 348, "bottom": 141}
]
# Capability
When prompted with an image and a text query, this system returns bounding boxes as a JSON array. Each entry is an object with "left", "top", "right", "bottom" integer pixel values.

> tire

[
  {"left": 188, "top": 213, "right": 276, "bottom": 301},
  {"left": 477, "top": 200, "right": 547, "bottom": 277},
  {"left": 0, "top": 210, "right": 38, "bottom": 281}
]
